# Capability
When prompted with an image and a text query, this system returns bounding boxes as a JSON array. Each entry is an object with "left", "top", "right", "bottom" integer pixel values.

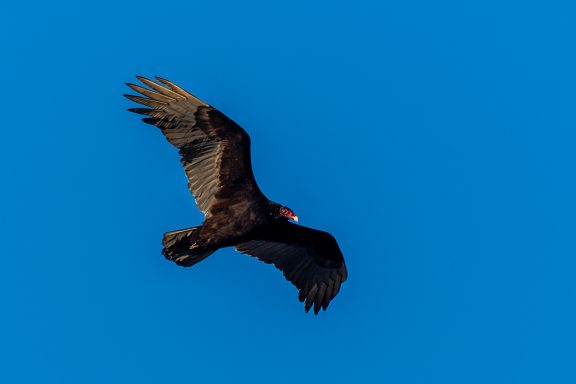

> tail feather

[{"left": 162, "top": 227, "right": 216, "bottom": 267}]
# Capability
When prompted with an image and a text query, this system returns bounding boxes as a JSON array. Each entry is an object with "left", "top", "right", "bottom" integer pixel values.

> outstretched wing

[
  {"left": 125, "top": 76, "right": 264, "bottom": 216},
  {"left": 235, "top": 222, "right": 347, "bottom": 314}
]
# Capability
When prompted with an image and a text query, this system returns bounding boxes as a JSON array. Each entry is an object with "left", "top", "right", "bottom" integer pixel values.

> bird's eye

[{"left": 280, "top": 207, "right": 289, "bottom": 216}]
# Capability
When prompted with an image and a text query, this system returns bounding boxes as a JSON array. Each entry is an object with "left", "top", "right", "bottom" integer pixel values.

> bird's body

[{"left": 125, "top": 76, "right": 347, "bottom": 314}]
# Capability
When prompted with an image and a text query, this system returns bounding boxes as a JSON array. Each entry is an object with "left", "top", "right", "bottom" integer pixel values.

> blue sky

[{"left": 1, "top": 1, "right": 575, "bottom": 383}]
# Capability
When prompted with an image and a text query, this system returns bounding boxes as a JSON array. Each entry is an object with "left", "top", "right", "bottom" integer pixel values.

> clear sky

[{"left": 1, "top": 1, "right": 575, "bottom": 383}]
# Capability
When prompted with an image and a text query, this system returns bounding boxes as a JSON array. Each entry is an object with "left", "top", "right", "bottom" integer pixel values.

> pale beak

[{"left": 291, "top": 215, "right": 299, "bottom": 223}]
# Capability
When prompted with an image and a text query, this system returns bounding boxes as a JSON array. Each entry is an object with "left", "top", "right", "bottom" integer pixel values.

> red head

[{"left": 279, "top": 206, "right": 299, "bottom": 222}]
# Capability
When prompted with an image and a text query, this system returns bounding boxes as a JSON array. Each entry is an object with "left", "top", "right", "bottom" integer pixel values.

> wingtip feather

[
  {"left": 314, "top": 283, "right": 327, "bottom": 315},
  {"left": 124, "top": 94, "right": 167, "bottom": 108},
  {"left": 304, "top": 285, "right": 318, "bottom": 313},
  {"left": 155, "top": 76, "right": 170, "bottom": 83},
  {"left": 127, "top": 107, "right": 153, "bottom": 115},
  {"left": 154, "top": 76, "right": 206, "bottom": 104},
  {"left": 298, "top": 289, "right": 307, "bottom": 303}
]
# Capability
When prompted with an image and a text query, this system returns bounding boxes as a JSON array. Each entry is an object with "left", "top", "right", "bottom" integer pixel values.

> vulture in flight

[{"left": 125, "top": 76, "right": 347, "bottom": 314}]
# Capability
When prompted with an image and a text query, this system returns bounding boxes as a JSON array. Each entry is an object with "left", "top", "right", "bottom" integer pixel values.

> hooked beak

[{"left": 291, "top": 215, "right": 299, "bottom": 223}]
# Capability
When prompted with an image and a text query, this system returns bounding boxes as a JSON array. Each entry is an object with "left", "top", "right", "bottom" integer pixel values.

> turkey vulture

[{"left": 125, "top": 76, "right": 347, "bottom": 314}]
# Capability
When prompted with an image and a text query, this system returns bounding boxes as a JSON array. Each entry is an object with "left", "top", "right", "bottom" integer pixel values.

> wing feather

[
  {"left": 156, "top": 76, "right": 197, "bottom": 98},
  {"left": 137, "top": 75, "right": 184, "bottom": 99},
  {"left": 125, "top": 76, "right": 264, "bottom": 215},
  {"left": 305, "top": 284, "right": 319, "bottom": 313},
  {"left": 314, "top": 283, "right": 327, "bottom": 314},
  {"left": 126, "top": 83, "right": 175, "bottom": 102},
  {"left": 124, "top": 94, "right": 167, "bottom": 108}
]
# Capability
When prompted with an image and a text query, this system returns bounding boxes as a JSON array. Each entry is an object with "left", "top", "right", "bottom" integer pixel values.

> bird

[{"left": 125, "top": 76, "right": 347, "bottom": 314}]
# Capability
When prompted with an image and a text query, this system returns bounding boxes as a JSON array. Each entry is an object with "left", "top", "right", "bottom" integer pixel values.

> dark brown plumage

[{"left": 125, "top": 76, "right": 347, "bottom": 314}]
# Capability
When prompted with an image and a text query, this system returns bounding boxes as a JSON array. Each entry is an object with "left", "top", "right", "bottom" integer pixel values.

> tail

[{"left": 162, "top": 226, "right": 217, "bottom": 267}]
